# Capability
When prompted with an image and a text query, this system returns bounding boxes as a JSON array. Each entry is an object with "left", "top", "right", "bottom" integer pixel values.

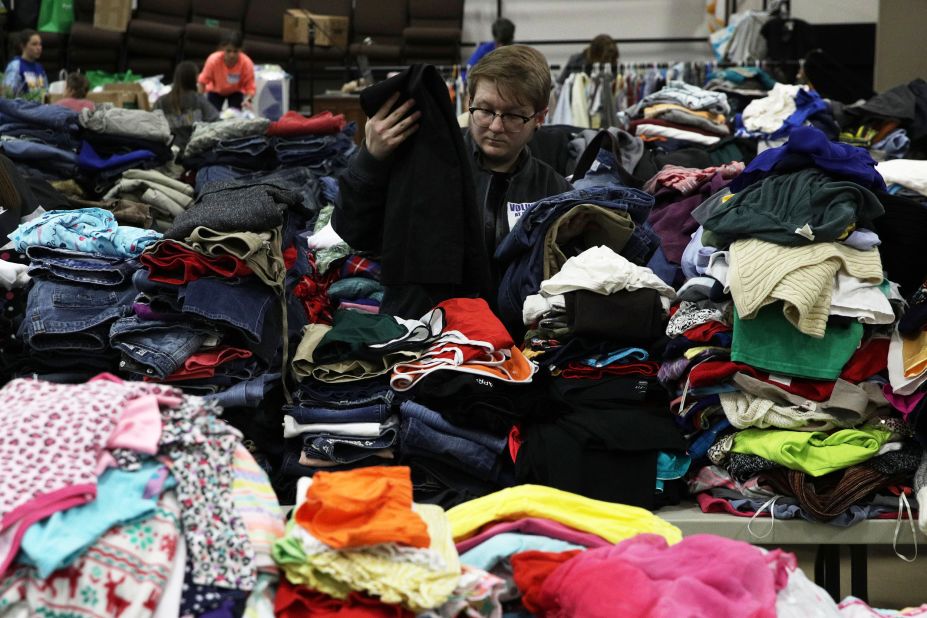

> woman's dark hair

[
  {"left": 219, "top": 30, "right": 243, "bottom": 49},
  {"left": 65, "top": 72, "right": 89, "bottom": 98},
  {"left": 167, "top": 61, "right": 199, "bottom": 114},
  {"left": 17, "top": 29, "right": 39, "bottom": 53},
  {"left": 491, "top": 18, "right": 515, "bottom": 46},
  {"left": 584, "top": 34, "right": 619, "bottom": 65}
]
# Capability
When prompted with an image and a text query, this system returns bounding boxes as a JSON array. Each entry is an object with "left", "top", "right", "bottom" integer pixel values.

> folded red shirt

[
  {"left": 140, "top": 240, "right": 252, "bottom": 284},
  {"left": 267, "top": 110, "right": 347, "bottom": 136}
]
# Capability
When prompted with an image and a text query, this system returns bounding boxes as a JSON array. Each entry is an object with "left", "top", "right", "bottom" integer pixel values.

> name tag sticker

[{"left": 507, "top": 201, "right": 533, "bottom": 229}]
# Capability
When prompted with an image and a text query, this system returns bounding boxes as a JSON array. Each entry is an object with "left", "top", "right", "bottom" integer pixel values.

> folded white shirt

[{"left": 283, "top": 416, "right": 385, "bottom": 439}]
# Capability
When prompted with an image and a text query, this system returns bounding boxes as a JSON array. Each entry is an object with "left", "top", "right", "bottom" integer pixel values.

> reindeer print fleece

[{"left": 0, "top": 491, "right": 181, "bottom": 618}]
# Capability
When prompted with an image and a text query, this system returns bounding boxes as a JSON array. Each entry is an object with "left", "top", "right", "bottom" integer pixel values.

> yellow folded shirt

[{"left": 446, "top": 484, "right": 681, "bottom": 545}]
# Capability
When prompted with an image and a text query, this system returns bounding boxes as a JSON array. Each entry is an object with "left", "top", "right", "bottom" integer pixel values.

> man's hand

[{"left": 365, "top": 91, "right": 421, "bottom": 160}]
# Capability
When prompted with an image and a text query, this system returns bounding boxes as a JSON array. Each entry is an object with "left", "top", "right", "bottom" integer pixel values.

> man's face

[{"left": 468, "top": 80, "right": 542, "bottom": 171}]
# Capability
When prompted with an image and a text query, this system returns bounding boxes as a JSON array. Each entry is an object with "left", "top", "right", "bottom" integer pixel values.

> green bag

[
  {"left": 85, "top": 70, "right": 142, "bottom": 90},
  {"left": 37, "top": 0, "right": 74, "bottom": 33}
]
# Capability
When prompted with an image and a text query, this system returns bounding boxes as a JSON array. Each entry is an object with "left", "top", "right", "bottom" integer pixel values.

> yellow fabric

[
  {"left": 902, "top": 329, "right": 927, "bottom": 379},
  {"left": 277, "top": 504, "right": 459, "bottom": 612},
  {"left": 728, "top": 239, "right": 883, "bottom": 339},
  {"left": 446, "top": 484, "right": 681, "bottom": 545},
  {"left": 683, "top": 346, "right": 729, "bottom": 360}
]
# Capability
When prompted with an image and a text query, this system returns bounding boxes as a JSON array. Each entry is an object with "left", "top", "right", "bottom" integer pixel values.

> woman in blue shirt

[{"left": 3, "top": 30, "right": 48, "bottom": 100}]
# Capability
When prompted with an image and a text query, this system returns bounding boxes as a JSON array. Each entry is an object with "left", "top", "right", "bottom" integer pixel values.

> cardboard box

[
  {"left": 47, "top": 91, "right": 127, "bottom": 107},
  {"left": 102, "top": 82, "right": 151, "bottom": 111},
  {"left": 283, "top": 9, "right": 349, "bottom": 48},
  {"left": 93, "top": 0, "right": 132, "bottom": 32}
]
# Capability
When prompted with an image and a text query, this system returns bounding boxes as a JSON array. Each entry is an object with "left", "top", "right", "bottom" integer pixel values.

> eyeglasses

[{"left": 468, "top": 107, "right": 537, "bottom": 133}]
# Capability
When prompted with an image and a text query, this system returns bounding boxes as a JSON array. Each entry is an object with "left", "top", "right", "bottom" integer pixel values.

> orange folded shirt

[{"left": 294, "top": 466, "right": 431, "bottom": 549}]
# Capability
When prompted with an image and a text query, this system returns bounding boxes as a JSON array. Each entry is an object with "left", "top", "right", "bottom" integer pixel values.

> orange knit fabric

[{"left": 294, "top": 466, "right": 431, "bottom": 549}]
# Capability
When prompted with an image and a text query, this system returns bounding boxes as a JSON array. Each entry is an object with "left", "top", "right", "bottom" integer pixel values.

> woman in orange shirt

[{"left": 197, "top": 31, "right": 256, "bottom": 111}]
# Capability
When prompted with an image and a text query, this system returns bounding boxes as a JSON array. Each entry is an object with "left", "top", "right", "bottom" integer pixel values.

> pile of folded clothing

[
  {"left": 273, "top": 466, "right": 461, "bottom": 616},
  {"left": 269, "top": 110, "right": 357, "bottom": 176},
  {"left": 625, "top": 81, "right": 732, "bottom": 147},
  {"left": 78, "top": 106, "right": 174, "bottom": 195},
  {"left": 111, "top": 169, "right": 322, "bottom": 487},
  {"left": 518, "top": 246, "right": 688, "bottom": 508},
  {"left": 183, "top": 116, "right": 272, "bottom": 171},
  {"left": 0, "top": 98, "right": 81, "bottom": 179},
  {"left": 283, "top": 303, "right": 439, "bottom": 502},
  {"left": 103, "top": 168, "right": 195, "bottom": 232},
  {"left": 667, "top": 126, "right": 924, "bottom": 526},
  {"left": 9, "top": 207, "right": 160, "bottom": 378},
  {"left": 391, "top": 298, "right": 535, "bottom": 507}
]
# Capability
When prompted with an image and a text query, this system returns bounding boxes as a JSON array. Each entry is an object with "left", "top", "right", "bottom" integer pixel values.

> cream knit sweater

[{"left": 728, "top": 239, "right": 883, "bottom": 338}]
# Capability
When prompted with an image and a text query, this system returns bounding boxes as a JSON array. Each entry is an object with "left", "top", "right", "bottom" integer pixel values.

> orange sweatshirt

[{"left": 197, "top": 50, "right": 256, "bottom": 96}]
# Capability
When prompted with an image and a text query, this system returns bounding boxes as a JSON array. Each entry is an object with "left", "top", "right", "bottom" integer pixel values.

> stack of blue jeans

[
  {"left": 17, "top": 247, "right": 139, "bottom": 377},
  {"left": 273, "top": 378, "right": 401, "bottom": 503},
  {"left": 183, "top": 135, "right": 277, "bottom": 171},
  {"left": 0, "top": 99, "right": 81, "bottom": 179},
  {"left": 272, "top": 123, "right": 357, "bottom": 176},
  {"left": 398, "top": 399, "right": 514, "bottom": 509}
]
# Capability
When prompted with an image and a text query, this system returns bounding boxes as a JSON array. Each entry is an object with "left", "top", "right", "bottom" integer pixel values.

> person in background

[
  {"left": 3, "top": 30, "right": 47, "bottom": 100},
  {"left": 335, "top": 45, "right": 571, "bottom": 317},
  {"left": 197, "top": 31, "right": 255, "bottom": 111},
  {"left": 156, "top": 61, "right": 220, "bottom": 150},
  {"left": 53, "top": 72, "right": 94, "bottom": 113},
  {"left": 466, "top": 18, "right": 516, "bottom": 71},
  {"left": 557, "top": 33, "right": 619, "bottom": 85}
]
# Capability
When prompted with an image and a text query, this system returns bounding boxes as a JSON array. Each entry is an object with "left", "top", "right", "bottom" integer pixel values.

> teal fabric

[
  {"left": 327, "top": 277, "right": 385, "bottom": 302},
  {"left": 19, "top": 461, "right": 173, "bottom": 577},
  {"left": 655, "top": 451, "right": 691, "bottom": 491},
  {"left": 459, "top": 533, "right": 584, "bottom": 572},
  {"left": 731, "top": 303, "right": 863, "bottom": 380}
]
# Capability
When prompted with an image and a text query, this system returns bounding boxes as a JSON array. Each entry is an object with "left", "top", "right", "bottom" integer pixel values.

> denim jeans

[
  {"left": 26, "top": 247, "right": 138, "bottom": 287},
  {"left": 20, "top": 278, "right": 135, "bottom": 352},
  {"left": 0, "top": 97, "right": 80, "bottom": 133},
  {"left": 179, "top": 276, "right": 274, "bottom": 343},
  {"left": 302, "top": 416, "right": 400, "bottom": 465},
  {"left": 0, "top": 123, "right": 76, "bottom": 149},
  {"left": 110, "top": 315, "right": 217, "bottom": 378},
  {"left": 0, "top": 137, "right": 79, "bottom": 177},
  {"left": 400, "top": 418, "right": 504, "bottom": 483},
  {"left": 399, "top": 401, "right": 507, "bottom": 452},
  {"left": 216, "top": 135, "right": 272, "bottom": 156},
  {"left": 292, "top": 378, "right": 394, "bottom": 408},
  {"left": 204, "top": 371, "right": 281, "bottom": 409},
  {"left": 283, "top": 401, "right": 393, "bottom": 424}
]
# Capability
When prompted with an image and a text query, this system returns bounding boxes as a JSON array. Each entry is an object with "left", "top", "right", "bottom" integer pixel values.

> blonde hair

[{"left": 468, "top": 44, "right": 551, "bottom": 112}]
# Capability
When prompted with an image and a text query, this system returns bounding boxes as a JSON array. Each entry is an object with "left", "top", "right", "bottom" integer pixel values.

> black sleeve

[{"left": 331, "top": 145, "right": 392, "bottom": 254}]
